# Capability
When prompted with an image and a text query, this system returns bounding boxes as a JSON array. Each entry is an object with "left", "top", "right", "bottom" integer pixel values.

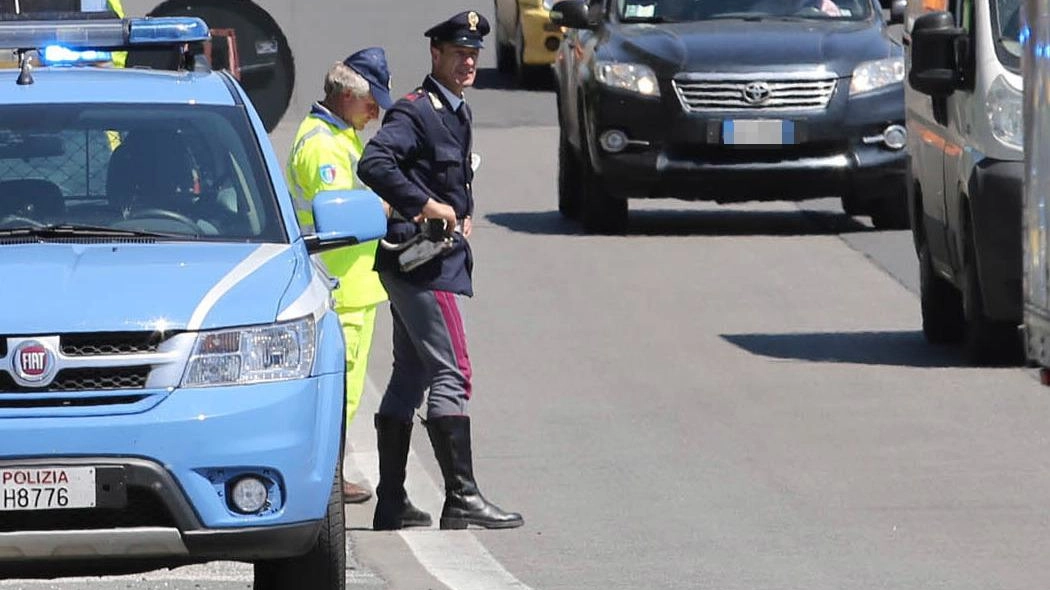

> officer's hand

[
  {"left": 462, "top": 216, "right": 472, "bottom": 238},
  {"left": 418, "top": 198, "right": 457, "bottom": 231}
]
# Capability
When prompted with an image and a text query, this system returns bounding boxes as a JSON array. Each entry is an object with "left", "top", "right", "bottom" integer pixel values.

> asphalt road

[{"left": 7, "top": 2, "right": 1050, "bottom": 590}]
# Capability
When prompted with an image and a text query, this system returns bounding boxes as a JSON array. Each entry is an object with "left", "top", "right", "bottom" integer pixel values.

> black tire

[
  {"left": 557, "top": 132, "right": 581, "bottom": 219},
  {"left": 960, "top": 222, "right": 1022, "bottom": 365},
  {"left": 579, "top": 144, "right": 628, "bottom": 234},
  {"left": 253, "top": 463, "right": 346, "bottom": 590},
  {"left": 918, "top": 242, "right": 964, "bottom": 344},
  {"left": 871, "top": 192, "right": 910, "bottom": 230}
]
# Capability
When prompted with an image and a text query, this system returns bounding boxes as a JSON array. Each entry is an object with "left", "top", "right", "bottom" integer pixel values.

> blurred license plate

[
  {"left": 0, "top": 467, "right": 96, "bottom": 511},
  {"left": 723, "top": 119, "right": 794, "bottom": 145}
]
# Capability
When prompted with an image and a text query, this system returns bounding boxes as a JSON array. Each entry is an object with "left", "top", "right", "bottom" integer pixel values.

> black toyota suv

[{"left": 552, "top": 0, "right": 908, "bottom": 233}]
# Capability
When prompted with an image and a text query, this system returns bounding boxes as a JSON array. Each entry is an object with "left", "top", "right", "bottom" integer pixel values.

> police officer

[
  {"left": 286, "top": 49, "right": 429, "bottom": 526},
  {"left": 359, "top": 11, "right": 524, "bottom": 531}
]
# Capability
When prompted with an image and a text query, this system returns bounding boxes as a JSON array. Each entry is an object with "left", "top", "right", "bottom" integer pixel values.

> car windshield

[
  {"left": 0, "top": 103, "right": 286, "bottom": 242},
  {"left": 993, "top": 0, "right": 1021, "bottom": 67},
  {"left": 617, "top": 0, "right": 872, "bottom": 21}
]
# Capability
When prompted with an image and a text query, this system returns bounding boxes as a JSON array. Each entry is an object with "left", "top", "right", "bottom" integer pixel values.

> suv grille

[
  {"left": 61, "top": 332, "right": 169, "bottom": 356},
  {"left": 0, "top": 367, "right": 150, "bottom": 393},
  {"left": 673, "top": 74, "right": 837, "bottom": 112}
]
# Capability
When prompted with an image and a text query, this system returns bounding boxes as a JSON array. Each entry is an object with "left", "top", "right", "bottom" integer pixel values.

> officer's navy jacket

[{"left": 358, "top": 76, "right": 476, "bottom": 296}]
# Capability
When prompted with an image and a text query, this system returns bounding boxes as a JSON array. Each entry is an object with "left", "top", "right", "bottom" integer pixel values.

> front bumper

[
  {"left": 520, "top": 6, "right": 563, "bottom": 65},
  {"left": 0, "top": 371, "right": 345, "bottom": 572},
  {"left": 969, "top": 158, "right": 1023, "bottom": 321},
  {"left": 585, "top": 81, "right": 907, "bottom": 207}
]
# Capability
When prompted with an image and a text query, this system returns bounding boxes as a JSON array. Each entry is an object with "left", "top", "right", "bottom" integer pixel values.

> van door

[{"left": 941, "top": 0, "right": 976, "bottom": 265}]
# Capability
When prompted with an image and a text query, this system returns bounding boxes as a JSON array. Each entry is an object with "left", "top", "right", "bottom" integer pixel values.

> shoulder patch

[
  {"left": 319, "top": 164, "right": 337, "bottom": 185},
  {"left": 404, "top": 88, "right": 425, "bottom": 102}
]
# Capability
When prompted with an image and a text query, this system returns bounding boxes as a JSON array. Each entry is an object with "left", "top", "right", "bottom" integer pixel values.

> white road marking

[{"left": 346, "top": 375, "right": 534, "bottom": 590}]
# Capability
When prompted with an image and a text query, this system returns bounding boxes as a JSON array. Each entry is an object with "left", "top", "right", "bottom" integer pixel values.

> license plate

[
  {"left": 723, "top": 119, "right": 795, "bottom": 145},
  {"left": 0, "top": 467, "right": 96, "bottom": 511}
]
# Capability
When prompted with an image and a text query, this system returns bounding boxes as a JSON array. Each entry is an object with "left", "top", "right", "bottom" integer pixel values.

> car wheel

[
  {"left": 960, "top": 222, "right": 1022, "bottom": 365},
  {"left": 918, "top": 242, "right": 964, "bottom": 344},
  {"left": 558, "top": 132, "right": 581, "bottom": 219},
  {"left": 870, "top": 191, "right": 910, "bottom": 230},
  {"left": 579, "top": 139, "right": 628, "bottom": 234},
  {"left": 253, "top": 462, "right": 346, "bottom": 590}
]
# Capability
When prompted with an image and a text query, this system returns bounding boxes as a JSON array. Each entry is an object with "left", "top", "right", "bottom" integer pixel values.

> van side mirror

[
  {"left": 305, "top": 189, "right": 387, "bottom": 254},
  {"left": 551, "top": 0, "right": 594, "bottom": 29},
  {"left": 908, "top": 11, "right": 964, "bottom": 97},
  {"left": 888, "top": 0, "right": 906, "bottom": 24}
]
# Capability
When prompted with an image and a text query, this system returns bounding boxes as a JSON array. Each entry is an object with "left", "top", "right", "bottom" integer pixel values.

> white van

[{"left": 904, "top": 0, "right": 1023, "bottom": 363}]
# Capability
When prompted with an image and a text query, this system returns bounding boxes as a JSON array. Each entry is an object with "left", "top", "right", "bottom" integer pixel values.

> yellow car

[{"left": 494, "top": 0, "right": 564, "bottom": 86}]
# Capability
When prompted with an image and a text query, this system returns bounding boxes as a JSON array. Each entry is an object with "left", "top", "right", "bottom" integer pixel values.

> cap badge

[{"left": 468, "top": 11, "right": 480, "bottom": 32}]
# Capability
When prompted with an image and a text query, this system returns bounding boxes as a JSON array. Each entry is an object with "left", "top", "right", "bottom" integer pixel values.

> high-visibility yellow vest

[
  {"left": 108, "top": 0, "right": 127, "bottom": 68},
  {"left": 286, "top": 106, "right": 386, "bottom": 309}
]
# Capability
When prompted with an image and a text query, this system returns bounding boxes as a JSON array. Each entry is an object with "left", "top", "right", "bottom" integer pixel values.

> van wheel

[
  {"left": 253, "top": 465, "right": 345, "bottom": 590},
  {"left": 871, "top": 192, "right": 910, "bottom": 230},
  {"left": 918, "top": 243, "right": 964, "bottom": 344},
  {"left": 579, "top": 147, "right": 627, "bottom": 234},
  {"left": 960, "top": 228, "right": 1022, "bottom": 365},
  {"left": 557, "top": 132, "right": 581, "bottom": 219}
]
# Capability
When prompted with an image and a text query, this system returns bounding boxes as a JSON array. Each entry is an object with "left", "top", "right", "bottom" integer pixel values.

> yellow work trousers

[{"left": 339, "top": 305, "right": 378, "bottom": 424}]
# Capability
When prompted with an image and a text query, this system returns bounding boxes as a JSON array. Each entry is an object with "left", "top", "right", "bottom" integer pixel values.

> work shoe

[
  {"left": 373, "top": 414, "right": 432, "bottom": 530},
  {"left": 342, "top": 480, "right": 372, "bottom": 504},
  {"left": 425, "top": 415, "right": 524, "bottom": 530}
]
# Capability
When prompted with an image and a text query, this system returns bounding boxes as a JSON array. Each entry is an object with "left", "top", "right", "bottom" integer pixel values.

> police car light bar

[{"left": 0, "top": 17, "right": 208, "bottom": 50}]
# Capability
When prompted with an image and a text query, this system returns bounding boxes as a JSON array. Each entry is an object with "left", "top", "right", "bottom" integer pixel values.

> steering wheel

[
  {"left": 126, "top": 208, "right": 201, "bottom": 233},
  {"left": 0, "top": 215, "right": 44, "bottom": 229}
]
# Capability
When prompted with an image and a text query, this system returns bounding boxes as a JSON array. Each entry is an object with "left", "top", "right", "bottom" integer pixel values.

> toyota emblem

[
  {"left": 12, "top": 340, "right": 56, "bottom": 385},
  {"left": 743, "top": 81, "right": 772, "bottom": 105}
]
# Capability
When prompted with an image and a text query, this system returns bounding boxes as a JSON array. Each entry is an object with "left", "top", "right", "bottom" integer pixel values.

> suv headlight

[
  {"left": 182, "top": 317, "right": 316, "bottom": 387},
  {"left": 987, "top": 74, "right": 1023, "bottom": 150},
  {"left": 595, "top": 61, "right": 660, "bottom": 97},
  {"left": 849, "top": 57, "right": 904, "bottom": 95}
]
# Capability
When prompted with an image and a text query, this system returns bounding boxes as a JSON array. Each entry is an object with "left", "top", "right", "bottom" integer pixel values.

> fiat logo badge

[{"left": 12, "top": 340, "right": 56, "bottom": 385}]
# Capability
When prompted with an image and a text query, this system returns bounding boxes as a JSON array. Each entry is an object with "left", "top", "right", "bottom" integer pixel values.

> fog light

[
  {"left": 544, "top": 36, "right": 560, "bottom": 51},
  {"left": 599, "top": 129, "right": 629, "bottom": 153},
  {"left": 230, "top": 476, "right": 268, "bottom": 514},
  {"left": 882, "top": 124, "right": 907, "bottom": 150}
]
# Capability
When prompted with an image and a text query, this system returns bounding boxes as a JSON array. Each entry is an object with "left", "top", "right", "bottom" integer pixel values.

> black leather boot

[
  {"left": 372, "top": 414, "right": 432, "bottom": 530},
  {"left": 425, "top": 415, "right": 524, "bottom": 530}
]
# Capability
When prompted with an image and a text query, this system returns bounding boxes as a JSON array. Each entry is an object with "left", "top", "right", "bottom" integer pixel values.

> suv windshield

[
  {"left": 617, "top": 0, "right": 872, "bottom": 21},
  {"left": 993, "top": 0, "right": 1021, "bottom": 70},
  {"left": 0, "top": 103, "right": 286, "bottom": 241}
]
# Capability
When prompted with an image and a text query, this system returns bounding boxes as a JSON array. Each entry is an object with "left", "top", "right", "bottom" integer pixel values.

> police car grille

[
  {"left": 0, "top": 488, "right": 175, "bottom": 532},
  {"left": 673, "top": 76, "right": 837, "bottom": 112},
  {"left": 0, "top": 367, "right": 150, "bottom": 393},
  {"left": 61, "top": 332, "right": 169, "bottom": 356}
]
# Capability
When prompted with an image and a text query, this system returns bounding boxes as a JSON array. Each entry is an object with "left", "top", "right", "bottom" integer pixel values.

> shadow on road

[
  {"left": 721, "top": 330, "right": 971, "bottom": 368},
  {"left": 473, "top": 67, "right": 556, "bottom": 92},
  {"left": 486, "top": 208, "right": 873, "bottom": 237}
]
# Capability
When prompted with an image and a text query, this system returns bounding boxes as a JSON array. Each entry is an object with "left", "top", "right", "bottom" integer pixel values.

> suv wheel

[
  {"left": 557, "top": 132, "right": 581, "bottom": 219},
  {"left": 579, "top": 146, "right": 628, "bottom": 234},
  {"left": 253, "top": 463, "right": 346, "bottom": 590},
  {"left": 918, "top": 242, "right": 964, "bottom": 344},
  {"left": 960, "top": 235, "right": 1022, "bottom": 365}
]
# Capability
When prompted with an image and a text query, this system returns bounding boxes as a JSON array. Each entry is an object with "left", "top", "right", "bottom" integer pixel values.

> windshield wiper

[
  {"left": 621, "top": 15, "right": 679, "bottom": 23},
  {"left": 0, "top": 223, "right": 185, "bottom": 239}
]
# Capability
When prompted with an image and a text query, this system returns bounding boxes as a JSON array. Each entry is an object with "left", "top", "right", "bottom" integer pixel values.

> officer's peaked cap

[
  {"left": 343, "top": 47, "right": 393, "bottom": 109},
  {"left": 424, "top": 10, "right": 490, "bottom": 49}
]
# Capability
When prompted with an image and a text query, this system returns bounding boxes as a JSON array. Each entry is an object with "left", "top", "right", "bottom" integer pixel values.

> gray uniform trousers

[{"left": 377, "top": 271, "right": 472, "bottom": 422}]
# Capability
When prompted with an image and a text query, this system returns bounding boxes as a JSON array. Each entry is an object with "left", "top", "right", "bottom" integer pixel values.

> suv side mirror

[
  {"left": 306, "top": 189, "right": 387, "bottom": 254},
  {"left": 888, "top": 0, "right": 906, "bottom": 24},
  {"left": 551, "top": 0, "right": 594, "bottom": 29},
  {"left": 908, "top": 11, "right": 964, "bottom": 97}
]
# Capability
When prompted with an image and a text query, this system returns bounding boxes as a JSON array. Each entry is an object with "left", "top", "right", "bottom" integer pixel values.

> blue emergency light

[
  {"left": 41, "top": 45, "right": 111, "bottom": 65},
  {"left": 0, "top": 16, "right": 209, "bottom": 50}
]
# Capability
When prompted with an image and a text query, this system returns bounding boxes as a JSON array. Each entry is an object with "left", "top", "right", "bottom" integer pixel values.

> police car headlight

[
  {"left": 182, "top": 317, "right": 316, "bottom": 387},
  {"left": 849, "top": 57, "right": 904, "bottom": 95},
  {"left": 595, "top": 61, "right": 660, "bottom": 97},
  {"left": 987, "top": 74, "right": 1023, "bottom": 150}
]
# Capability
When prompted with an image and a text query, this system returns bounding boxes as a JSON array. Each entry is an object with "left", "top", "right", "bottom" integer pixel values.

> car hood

[
  {"left": 0, "top": 242, "right": 303, "bottom": 334},
  {"left": 607, "top": 19, "right": 898, "bottom": 77}
]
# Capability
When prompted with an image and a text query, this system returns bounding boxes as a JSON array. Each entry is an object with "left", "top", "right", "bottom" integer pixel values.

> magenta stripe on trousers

[{"left": 434, "top": 290, "right": 473, "bottom": 399}]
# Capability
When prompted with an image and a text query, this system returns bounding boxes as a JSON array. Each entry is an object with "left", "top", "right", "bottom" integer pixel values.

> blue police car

[{"left": 0, "top": 14, "right": 384, "bottom": 589}]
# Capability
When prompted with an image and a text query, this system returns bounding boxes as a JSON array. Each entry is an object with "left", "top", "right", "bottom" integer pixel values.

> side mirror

[
  {"left": 908, "top": 11, "right": 964, "bottom": 97},
  {"left": 551, "top": 0, "right": 594, "bottom": 29},
  {"left": 306, "top": 189, "right": 387, "bottom": 254},
  {"left": 888, "top": 0, "right": 906, "bottom": 24}
]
